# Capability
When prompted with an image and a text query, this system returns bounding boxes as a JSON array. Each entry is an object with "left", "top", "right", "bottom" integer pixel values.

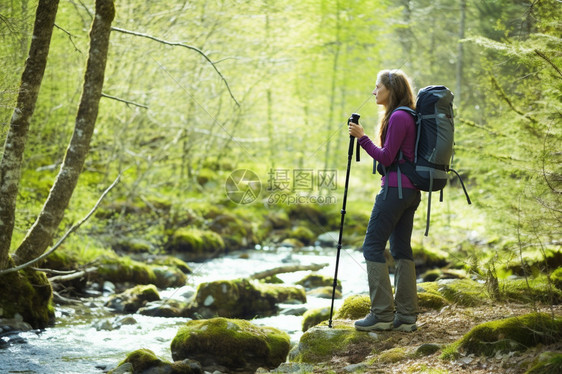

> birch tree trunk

[
  {"left": 456, "top": 0, "right": 467, "bottom": 106},
  {"left": 0, "top": 0, "right": 60, "bottom": 270},
  {"left": 14, "top": 0, "right": 116, "bottom": 265}
]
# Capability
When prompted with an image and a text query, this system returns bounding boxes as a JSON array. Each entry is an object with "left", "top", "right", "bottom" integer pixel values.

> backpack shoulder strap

[{"left": 393, "top": 106, "right": 416, "bottom": 117}]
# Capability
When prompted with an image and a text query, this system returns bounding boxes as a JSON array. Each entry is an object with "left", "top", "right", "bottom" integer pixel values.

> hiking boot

[
  {"left": 392, "top": 318, "right": 417, "bottom": 332},
  {"left": 354, "top": 313, "right": 393, "bottom": 331}
]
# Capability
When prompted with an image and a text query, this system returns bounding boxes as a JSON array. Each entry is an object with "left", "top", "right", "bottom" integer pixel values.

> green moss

[
  {"left": 119, "top": 348, "right": 162, "bottom": 372},
  {"left": 290, "top": 226, "right": 316, "bottom": 245},
  {"left": 289, "top": 323, "right": 375, "bottom": 363},
  {"left": 96, "top": 255, "right": 158, "bottom": 285},
  {"left": 296, "top": 273, "right": 341, "bottom": 291},
  {"left": 152, "top": 256, "right": 192, "bottom": 274},
  {"left": 190, "top": 278, "right": 305, "bottom": 319},
  {"left": 302, "top": 307, "right": 331, "bottom": 332},
  {"left": 0, "top": 269, "right": 53, "bottom": 329},
  {"left": 500, "top": 275, "right": 562, "bottom": 304},
  {"left": 437, "top": 279, "right": 488, "bottom": 306},
  {"left": 171, "top": 318, "right": 290, "bottom": 370},
  {"left": 417, "top": 281, "right": 441, "bottom": 295},
  {"left": 442, "top": 313, "right": 562, "bottom": 358},
  {"left": 418, "top": 292, "right": 449, "bottom": 310},
  {"left": 168, "top": 228, "right": 225, "bottom": 258},
  {"left": 255, "top": 282, "right": 307, "bottom": 304},
  {"left": 370, "top": 347, "right": 408, "bottom": 364},
  {"left": 333, "top": 294, "right": 370, "bottom": 320}
]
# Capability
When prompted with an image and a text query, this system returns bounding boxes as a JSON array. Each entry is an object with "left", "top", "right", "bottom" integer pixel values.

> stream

[{"left": 0, "top": 245, "right": 374, "bottom": 374}]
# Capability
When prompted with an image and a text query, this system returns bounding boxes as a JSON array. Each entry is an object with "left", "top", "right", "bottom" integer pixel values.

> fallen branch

[
  {"left": 48, "top": 267, "right": 97, "bottom": 283},
  {"left": 251, "top": 263, "right": 329, "bottom": 280},
  {"left": 0, "top": 174, "right": 120, "bottom": 276}
]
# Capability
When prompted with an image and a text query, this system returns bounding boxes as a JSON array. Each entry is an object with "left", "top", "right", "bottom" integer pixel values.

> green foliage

[{"left": 1, "top": 0, "right": 559, "bottom": 290}]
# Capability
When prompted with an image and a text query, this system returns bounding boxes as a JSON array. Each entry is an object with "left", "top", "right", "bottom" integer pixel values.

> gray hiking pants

[{"left": 362, "top": 187, "right": 421, "bottom": 263}]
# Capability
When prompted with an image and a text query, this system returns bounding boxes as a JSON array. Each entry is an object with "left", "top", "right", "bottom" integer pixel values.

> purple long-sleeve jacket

[{"left": 357, "top": 110, "right": 417, "bottom": 190}]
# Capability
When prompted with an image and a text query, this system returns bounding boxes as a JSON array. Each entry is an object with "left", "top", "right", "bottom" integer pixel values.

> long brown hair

[{"left": 377, "top": 69, "right": 415, "bottom": 146}]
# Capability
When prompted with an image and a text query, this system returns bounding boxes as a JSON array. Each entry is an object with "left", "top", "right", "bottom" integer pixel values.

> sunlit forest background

[{"left": 0, "top": 0, "right": 560, "bottom": 275}]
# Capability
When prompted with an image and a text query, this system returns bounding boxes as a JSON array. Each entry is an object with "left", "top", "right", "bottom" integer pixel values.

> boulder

[
  {"left": 171, "top": 318, "right": 290, "bottom": 373},
  {"left": 109, "top": 348, "right": 202, "bottom": 374},
  {"left": 333, "top": 295, "right": 370, "bottom": 320},
  {"left": 443, "top": 313, "right": 562, "bottom": 358},
  {"left": 105, "top": 284, "right": 160, "bottom": 313},
  {"left": 289, "top": 323, "right": 379, "bottom": 363},
  {"left": 184, "top": 278, "right": 305, "bottom": 319},
  {"left": 302, "top": 307, "right": 331, "bottom": 332}
]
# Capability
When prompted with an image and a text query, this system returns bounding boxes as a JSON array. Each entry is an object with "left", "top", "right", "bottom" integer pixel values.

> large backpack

[{"left": 378, "top": 85, "right": 471, "bottom": 236}]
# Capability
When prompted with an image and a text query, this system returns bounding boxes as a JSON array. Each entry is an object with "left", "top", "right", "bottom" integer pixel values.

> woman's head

[{"left": 375, "top": 69, "right": 415, "bottom": 145}]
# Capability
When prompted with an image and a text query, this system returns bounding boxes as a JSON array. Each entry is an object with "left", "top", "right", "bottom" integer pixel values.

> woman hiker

[{"left": 348, "top": 69, "right": 420, "bottom": 332}]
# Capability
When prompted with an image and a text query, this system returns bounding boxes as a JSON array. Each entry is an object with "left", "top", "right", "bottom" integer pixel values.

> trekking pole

[{"left": 328, "top": 113, "right": 360, "bottom": 328}]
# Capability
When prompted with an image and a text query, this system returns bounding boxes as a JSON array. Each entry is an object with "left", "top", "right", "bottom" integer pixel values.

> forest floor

[{"left": 312, "top": 303, "right": 562, "bottom": 374}]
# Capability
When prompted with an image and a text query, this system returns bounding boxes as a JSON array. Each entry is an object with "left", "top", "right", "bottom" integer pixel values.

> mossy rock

[
  {"left": 260, "top": 275, "right": 284, "bottom": 284},
  {"left": 369, "top": 347, "right": 408, "bottom": 364},
  {"left": 96, "top": 255, "right": 158, "bottom": 286},
  {"left": 412, "top": 245, "right": 449, "bottom": 269},
  {"left": 526, "top": 352, "right": 562, "bottom": 374},
  {"left": 296, "top": 273, "right": 341, "bottom": 292},
  {"left": 442, "top": 313, "right": 562, "bottom": 358},
  {"left": 171, "top": 317, "right": 290, "bottom": 372},
  {"left": 206, "top": 212, "right": 253, "bottom": 250},
  {"left": 333, "top": 294, "right": 370, "bottom": 320},
  {"left": 112, "top": 238, "right": 152, "bottom": 253},
  {"left": 167, "top": 228, "right": 225, "bottom": 261},
  {"left": 152, "top": 266, "right": 188, "bottom": 289},
  {"left": 307, "top": 286, "right": 341, "bottom": 299},
  {"left": 287, "top": 204, "right": 330, "bottom": 228},
  {"left": 289, "top": 323, "right": 378, "bottom": 363},
  {"left": 302, "top": 307, "right": 331, "bottom": 332},
  {"left": 289, "top": 226, "right": 316, "bottom": 245},
  {"left": 420, "top": 268, "right": 441, "bottom": 282},
  {"left": 151, "top": 256, "right": 192, "bottom": 274},
  {"left": 105, "top": 284, "right": 160, "bottom": 313},
  {"left": 185, "top": 278, "right": 306, "bottom": 319},
  {"left": 0, "top": 269, "right": 54, "bottom": 329},
  {"left": 266, "top": 211, "right": 291, "bottom": 229},
  {"left": 437, "top": 278, "right": 488, "bottom": 306},
  {"left": 110, "top": 348, "right": 202, "bottom": 374},
  {"left": 418, "top": 291, "right": 449, "bottom": 310}
]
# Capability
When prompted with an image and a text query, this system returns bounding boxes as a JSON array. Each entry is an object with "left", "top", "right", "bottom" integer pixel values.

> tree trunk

[
  {"left": 456, "top": 0, "right": 466, "bottom": 106},
  {"left": 14, "top": 0, "right": 116, "bottom": 265},
  {"left": 0, "top": 0, "right": 60, "bottom": 270},
  {"left": 324, "top": 0, "right": 341, "bottom": 171}
]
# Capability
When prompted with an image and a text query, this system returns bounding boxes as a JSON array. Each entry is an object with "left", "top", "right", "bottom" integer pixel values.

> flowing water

[{"left": 0, "top": 245, "right": 373, "bottom": 374}]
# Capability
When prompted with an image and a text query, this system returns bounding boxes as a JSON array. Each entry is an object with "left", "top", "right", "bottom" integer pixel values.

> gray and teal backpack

[{"left": 378, "top": 85, "right": 471, "bottom": 235}]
